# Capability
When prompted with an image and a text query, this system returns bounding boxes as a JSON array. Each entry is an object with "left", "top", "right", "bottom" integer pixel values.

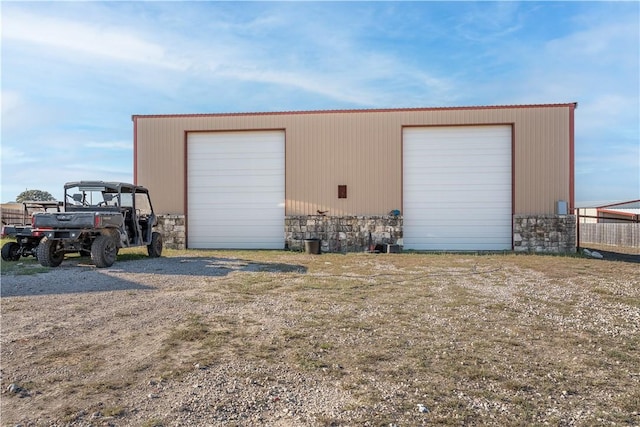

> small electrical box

[{"left": 556, "top": 200, "right": 568, "bottom": 215}]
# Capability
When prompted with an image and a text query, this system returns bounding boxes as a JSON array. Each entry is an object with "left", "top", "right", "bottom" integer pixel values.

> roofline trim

[
  {"left": 597, "top": 208, "right": 639, "bottom": 219},
  {"left": 132, "top": 102, "right": 578, "bottom": 120}
]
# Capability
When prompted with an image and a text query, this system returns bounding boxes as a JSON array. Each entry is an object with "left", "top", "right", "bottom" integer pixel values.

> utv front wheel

[
  {"left": 147, "top": 232, "right": 163, "bottom": 258},
  {"left": 91, "top": 235, "right": 118, "bottom": 268},
  {"left": 1, "top": 242, "right": 20, "bottom": 261},
  {"left": 37, "top": 237, "right": 64, "bottom": 267}
]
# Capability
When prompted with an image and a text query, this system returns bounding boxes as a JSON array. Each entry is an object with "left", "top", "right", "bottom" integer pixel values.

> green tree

[{"left": 16, "top": 189, "right": 56, "bottom": 203}]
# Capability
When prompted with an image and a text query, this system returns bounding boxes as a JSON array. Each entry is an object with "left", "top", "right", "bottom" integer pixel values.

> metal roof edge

[
  {"left": 596, "top": 199, "right": 640, "bottom": 209},
  {"left": 131, "top": 102, "right": 579, "bottom": 120},
  {"left": 597, "top": 208, "right": 640, "bottom": 219}
]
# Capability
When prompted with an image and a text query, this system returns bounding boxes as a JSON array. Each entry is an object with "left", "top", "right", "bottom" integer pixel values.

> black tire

[
  {"left": 91, "top": 235, "right": 118, "bottom": 268},
  {"left": 147, "top": 232, "right": 163, "bottom": 258},
  {"left": 37, "top": 237, "right": 64, "bottom": 267},
  {"left": 1, "top": 242, "right": 21, "bottom": 261}
]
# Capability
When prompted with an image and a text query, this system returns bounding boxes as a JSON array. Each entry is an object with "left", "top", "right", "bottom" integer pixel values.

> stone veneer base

[
  {"left": 156, "top": 214, "right": 577, "bottom": 253},
  {"left": 285, "top": 215, "right": 403, "bottom": 253},
  {"left": 513, "top": 215, "right": 576, "bottom": 253}
]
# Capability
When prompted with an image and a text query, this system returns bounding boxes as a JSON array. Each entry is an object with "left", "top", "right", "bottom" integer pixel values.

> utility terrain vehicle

[
  {"left": 1, "top": 201, "right": 62, "bottom": 261},
  {"left": 32, "top": 181, "right": 162, "bottom": 268}
]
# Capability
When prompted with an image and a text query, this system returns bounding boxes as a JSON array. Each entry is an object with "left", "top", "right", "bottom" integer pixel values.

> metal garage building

[{"left": 133, "top": 103, "right": 577, "bottom": 253}]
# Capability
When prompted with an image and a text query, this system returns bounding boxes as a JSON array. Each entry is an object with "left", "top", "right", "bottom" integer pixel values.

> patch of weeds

[
  {"left": 0, "top": 302, "right": 22, "bottom": 311},
  {"left": 59, "top": 406, "right": 83, "bottom": 424},
  {"left": 42, "top": 349, "right": 73, "bottom": 361},
  {"left": 185, "top": 295, "right": 210, "bottom": 304},
  {"left": 70, "top": 304, "right": 90, "bottom": 313},
  {"left": 613, "top": 296, "right": 640, "bottom": 308},
  {"left": 131, "top": 362, "right": 153, "bottom": 373},
  {"left": 159, "top": 314, "right": 235, "bottom": 368},
  {"left": 114, "top": 310, "right": 135, "bottom": 318},
  {"left": 593, "top": 287, "right": 615, "bottom": 296},
  {"left": 142, "top": 418, "right": 165, "bottom": 427},
  {"left": 441, "top": 285, "right": 481, "bottom": 308},
  {"left": 247, "top": 343, "right": 281, "bottom": 362},
  {"left": 115, "top": 248, "right": 149, "bottom": 261},
  {"left": 79, "top": 360, "right": 103, "bottom": 374},
  {"left": 1, "top": 260, "right": 49, "bottom": 276},
  {"left": 484, "top": 301, "right": 512, "bottom": 311},
  {"left": 313, "top": 414, "right": 343, "bottom": 427},
  {"left": 43, "top": 343, "right": 108, "bottom": 367},
  {"left": 615, "top": 389, "right": 640, "bottom": 420},
  {"left": 165, "top": 315, "right": 210, "bottom": 345},
  {"left": 224, "top": 273, "right": 283, "bottom": 293},
  {"left": 251, "top": 262, "right": 306, "bottom": 273},
  {"left": 355, "top": 351, "right": 394, "bottom": 373},
  {"left": 318, "top": 342, "right": 334, "bottom": 351},
  {"left": 504, "top": 379, "right": 535, "bottom": 393},
  {"left": 102, "top": 405, "right": 126, "bottom": 417},
  {"left": 281, "top": 329, "right": 308, "bottom": 343},
  {"left": 298, "top": 357, "right": 329, "bottom": 371},
  {"left": 89, "top": 380, "right": 132, "bottom": 393},
  {"left": 200, "top": 328, "right": 233, "bottom": 351},
  {"left": 606, "top": 348, "right": 636, "bottom": 363}
]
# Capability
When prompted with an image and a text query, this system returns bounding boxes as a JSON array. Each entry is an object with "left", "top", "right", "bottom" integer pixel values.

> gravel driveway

[{"left": 1, "top": 256, "right": 292, "bottom": 297}]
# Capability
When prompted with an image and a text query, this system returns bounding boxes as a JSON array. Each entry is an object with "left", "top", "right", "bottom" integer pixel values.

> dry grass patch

[{"left": 1, "top": 250, "right": 638, "bottom": 426}]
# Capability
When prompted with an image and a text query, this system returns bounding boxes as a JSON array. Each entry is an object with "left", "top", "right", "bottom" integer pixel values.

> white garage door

[
  {"left": 403, "top": 126, "right": 512, "bottom": 251},
  {"left": 187, "top": 130, "right": 285, "bottom": 249}
]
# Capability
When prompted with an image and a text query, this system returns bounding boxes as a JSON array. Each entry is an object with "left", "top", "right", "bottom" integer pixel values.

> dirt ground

[{"left": 1, "top": 250, "right": 639, "bottom": 426}]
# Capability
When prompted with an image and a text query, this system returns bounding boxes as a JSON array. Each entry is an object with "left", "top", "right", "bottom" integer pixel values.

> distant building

[{"left": 595, "top": 200, "right": 640, "bottom": 223}]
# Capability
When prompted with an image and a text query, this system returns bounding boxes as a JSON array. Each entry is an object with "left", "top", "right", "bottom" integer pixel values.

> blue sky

[{"left": 1, "top": 1, "right": 638, "bottom": 206}]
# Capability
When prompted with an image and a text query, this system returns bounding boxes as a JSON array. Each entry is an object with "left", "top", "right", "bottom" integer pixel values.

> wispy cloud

[
  {"left": 84, "top": 141, "right": 132, "bottom": 151},
  {"left": 3, "top": 10, "right": 185, "bottom": 71},
  {"left": 0, "top": 146, "right": 39, "bottom": 165},
  {"left": 454, "top": 2, "right": 524, "bottom": 43}
]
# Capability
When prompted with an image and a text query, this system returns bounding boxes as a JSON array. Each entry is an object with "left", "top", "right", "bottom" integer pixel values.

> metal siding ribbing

[
  {"left": 284, "top": 112, "right": 401, "bottom": 216},
  {"left": 134, "top": 105, "right": 573, "bottom": 216},
  {"left": 135, "top": 118, "right": 185, "bottom": 214}
]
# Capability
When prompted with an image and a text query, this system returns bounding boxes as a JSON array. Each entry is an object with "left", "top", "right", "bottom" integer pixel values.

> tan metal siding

[{"left": 134, "top": 105, "right": 573, "bottom": 216}]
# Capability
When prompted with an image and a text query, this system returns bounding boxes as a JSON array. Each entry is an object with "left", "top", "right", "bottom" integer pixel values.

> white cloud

[
  {"left": 0, "top": 145, "right": 38, "bottom": 165},
  {"left": 3, "top": 10, "right": 186, "bottom": 71},
  {"left": 577, "top": 95, "right": 639, "bottom": 135},
  {"left": 455, "top": 2, "right": 524, "bottom": 43},
  {"left": 548, "top": 14, "right": 638, "bottom": 62},
  {"left": 1, "top": 91, "right": 25, "bottom": 115},
  {"left": 84, "top": 141, "right": 132, "bottom": 151}
]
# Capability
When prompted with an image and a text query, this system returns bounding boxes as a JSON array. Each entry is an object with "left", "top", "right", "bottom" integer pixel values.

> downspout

[
  {"left": 569, "top": 103, "right": 577, "bottom": 251},
  {"left": 569, "top": 103, "right": 577, "bottom": 211}
]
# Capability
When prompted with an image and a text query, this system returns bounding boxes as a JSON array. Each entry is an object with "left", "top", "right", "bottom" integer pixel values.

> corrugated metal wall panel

[{"left": 134, "top": 105, "right": 573, "bottom": 216}]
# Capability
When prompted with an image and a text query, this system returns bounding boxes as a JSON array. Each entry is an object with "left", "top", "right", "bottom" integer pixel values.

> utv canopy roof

[{"left": 64, "top": 181, "right": 150, "bottom": 194}]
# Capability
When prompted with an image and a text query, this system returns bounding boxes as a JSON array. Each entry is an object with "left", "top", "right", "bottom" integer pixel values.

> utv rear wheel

[
  {"left": 37, "top": 237, "right": 64, "bottom": 267},
  {"left": 1, "top": 242, "right": 20, "bottom": 261},
  {"left": 147, "top": 232, "right": 163, "bottom": 258},
  {"left": 91, "top": 235, "right": 118, "bottom": 268}
]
